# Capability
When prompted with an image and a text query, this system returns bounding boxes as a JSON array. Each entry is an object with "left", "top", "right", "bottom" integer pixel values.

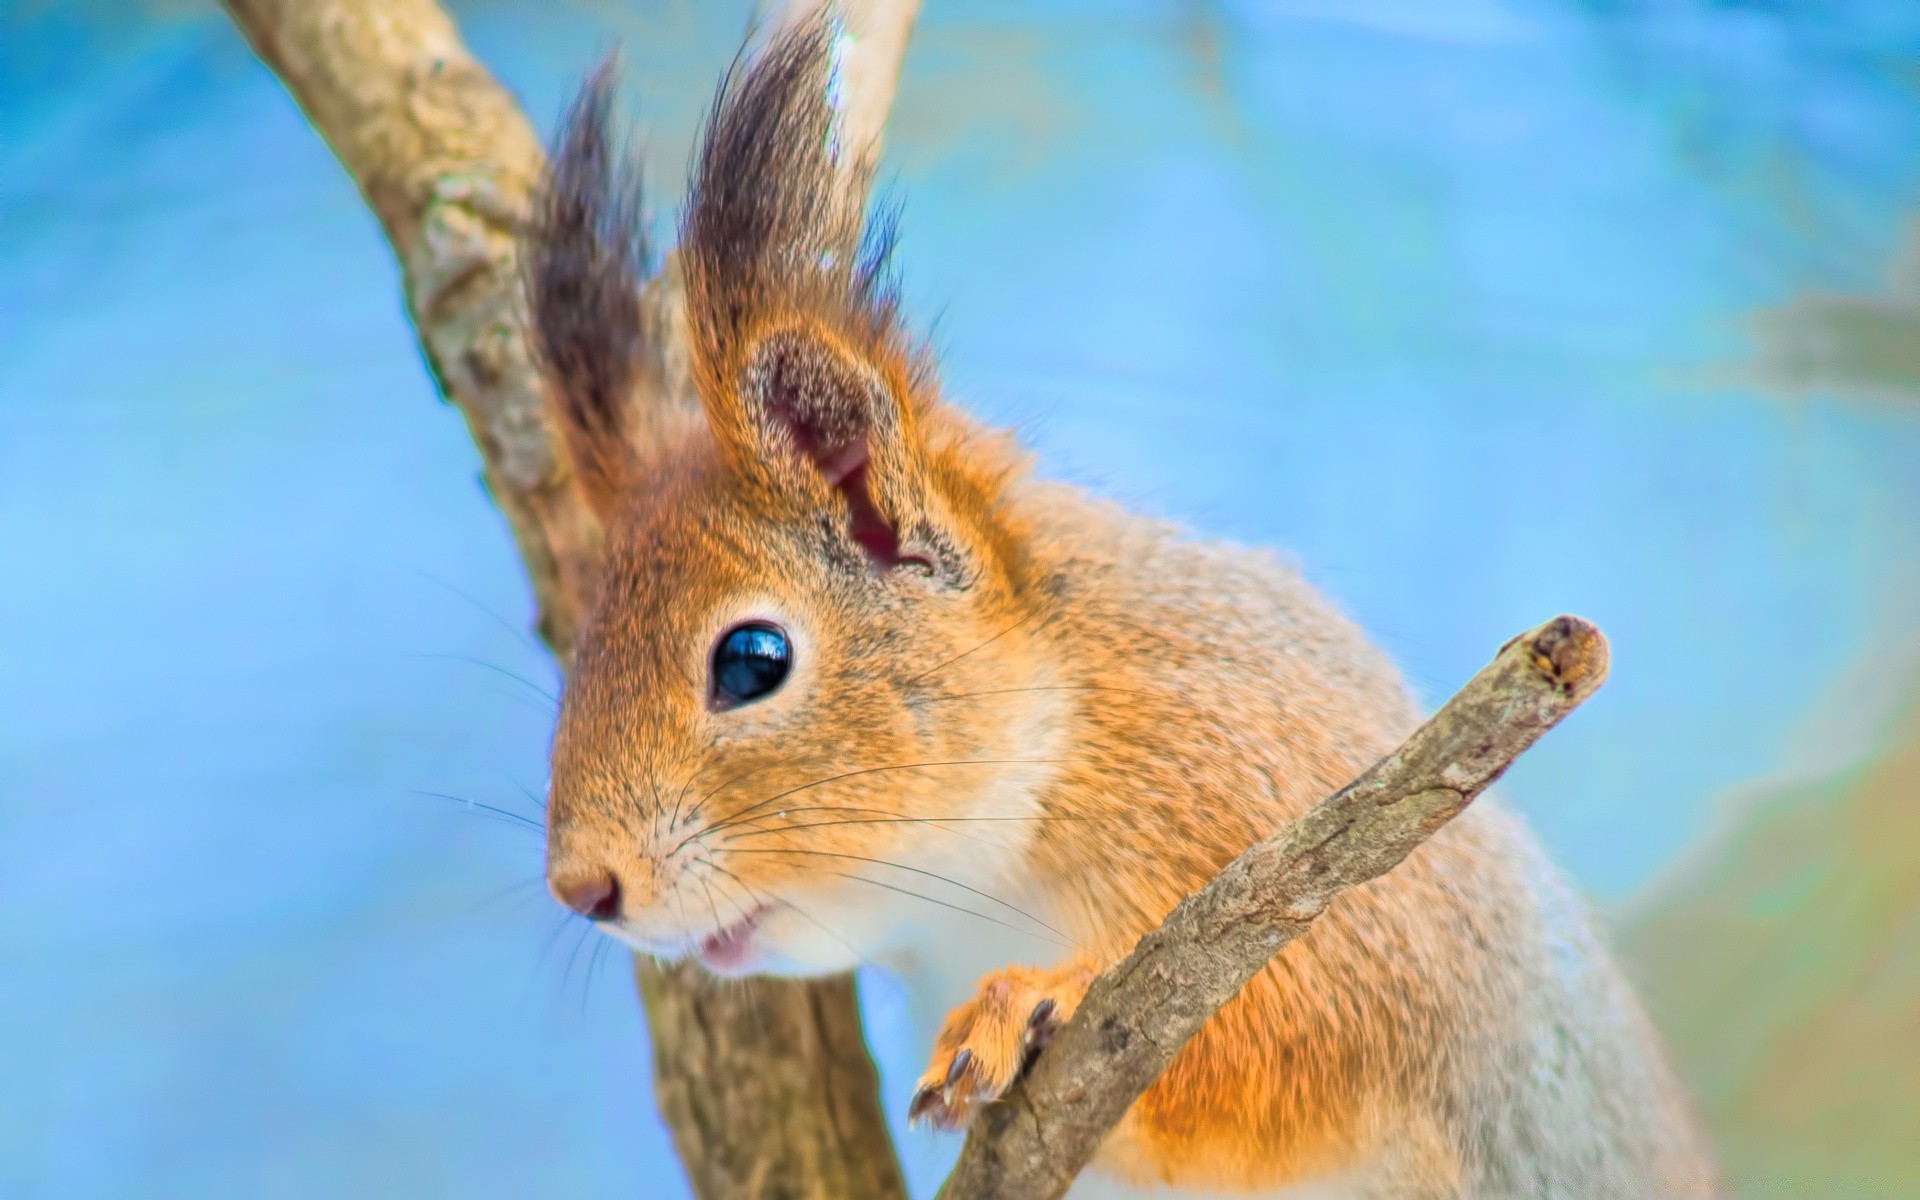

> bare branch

[
  {"left": 218, "top": 2, "right": 912, "bottom": 1197},
  {"left": 937, "top": 615, "right": 1611, "bottom": 1200}
]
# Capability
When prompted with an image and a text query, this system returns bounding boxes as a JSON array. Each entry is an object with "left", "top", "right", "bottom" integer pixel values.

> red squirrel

[{"left": 532, "top": 20, "right": 1718, "bottom": 1198}]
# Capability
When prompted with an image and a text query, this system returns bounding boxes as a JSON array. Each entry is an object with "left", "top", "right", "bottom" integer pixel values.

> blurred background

[{"left": 3, "top": 0, "right": 1916, "bottom": 1196}]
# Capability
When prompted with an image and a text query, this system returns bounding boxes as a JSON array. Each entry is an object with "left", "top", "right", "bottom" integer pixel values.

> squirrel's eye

[{"left": 711, "top": 623, "right": 792, "bottom": 709}]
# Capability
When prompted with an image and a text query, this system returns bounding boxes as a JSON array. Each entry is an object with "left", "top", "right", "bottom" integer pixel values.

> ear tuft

[
  {"left": 526, "top": 55, "right": 651, "bottom": 521},
  {"left": 679, "top": 16, "right": 910, "bottom": 419}
]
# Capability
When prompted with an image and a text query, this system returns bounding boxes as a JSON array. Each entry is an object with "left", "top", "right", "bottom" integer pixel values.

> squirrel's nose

[{"left": 550, "top": 865, "right": 621, "bottom": 921}]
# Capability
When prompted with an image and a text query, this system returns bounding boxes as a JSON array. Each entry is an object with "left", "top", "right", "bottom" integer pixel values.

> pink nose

[{"left": 550, "top": 865, "right": 620, "bottom": 921}]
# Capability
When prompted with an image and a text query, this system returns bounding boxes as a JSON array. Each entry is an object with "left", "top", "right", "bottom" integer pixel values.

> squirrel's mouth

[{"left": 697, "top": 905, "right": 769, "bottom": 973}]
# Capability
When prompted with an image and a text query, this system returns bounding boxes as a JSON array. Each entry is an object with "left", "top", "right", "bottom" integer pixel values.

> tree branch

[
  {"left": 218, "top": 2, "right": 911, "bottom": 1197},
  {"left": 221, "top": 0, "right": 593, "bottom": 651},
  {"left": 938, "top": 615, "right": 1610, "bottom": 1200}
]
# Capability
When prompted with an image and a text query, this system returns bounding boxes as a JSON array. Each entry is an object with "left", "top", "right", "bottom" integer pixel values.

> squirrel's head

[{"left": 529, "top": 23, "right": 1063, "bottom": 976}]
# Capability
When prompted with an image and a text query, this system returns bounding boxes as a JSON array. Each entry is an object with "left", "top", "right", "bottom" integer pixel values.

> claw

[
  {"left": 1029, "top": 998, "right": 1057, "bottom": 1035},
  {"left": 909, "top": 1048, "right": 977, "bottom": 1130},
  {"left": 944, "top": 1047, "right": 974, "bottom": 1088},
  {"left": 907, "top": 1084, "right": 938, "bottom": 1127},
  {"left": 1020, "top": 998, "right": 1060, "bottom": 1070}
]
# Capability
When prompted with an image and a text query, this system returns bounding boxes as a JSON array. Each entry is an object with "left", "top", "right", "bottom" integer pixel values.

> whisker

[
  {"left": 537, "top": 909, "right": 582, "bottom": 969},
  {"left": 675, "top": 756, "right": 799, "bottom": 832},
  {"left": 728, "top": 812, "right": 1100, "bottom": 839},
  {"left": 516, "top": 910, "right": 585, "bottom": 1019},
  {"left": 706, "top": 802, "right": 1010, "bottom": 849},
  {"left": 701, "top": 859, "right": 881, "bottom": 973},
  {"left": 581, "top": 936, "right": 614, "bottom": 1015},
  {"left": 469, "top": 875, "right": 551, "bottom": 916},
  {"left": 405, "top": 652, "right": 560, "bottom": 710},
  {"left": 510, "top": 777, "right": 549, "bottom": 812},
  {"left": 560, "top": 922, "right": 596, "bottom": 997},
  {"left": 826, "top": 870, "right": 1074, "bottom": 949},
  {"left": 696, "top": 758, "right": 1069, "bottom": 844},
  {"left": 922, "top": 684, "right": 1159, "bottom": 704},
  {"left": 663, "top": 869, "right": 694, "bottom": 940},
  {"left": 693, "top": 867, "right": 739, "bottom": 940},
  {"left": 402, "top": 564, "right": 551, "bottom": 664},
  {"left": 724, "top": 846, "right": 1073, "bottom": 943},
  {"left": 649, "top": 776, "right": 668, "bottom": 843},
  {"left": 906, "top": 610, "right": 1037, "bottom": 686},
  {"left": 664, "top": 749, "right": 718, "bottom": 833},
  {"left": 411, "top": 789, "right": 545, "bottom": 835},
  {"left": 690, "top": 862, "right": 808, "bottom": 974}
]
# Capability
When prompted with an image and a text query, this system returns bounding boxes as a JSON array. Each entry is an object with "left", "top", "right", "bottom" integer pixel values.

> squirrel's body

[
  {"left": 532, "top": 21, "right": 1717, "bottom": 1197},
  {"left": 882, "top": 486, "right": 1711, "bottom": 1197}
]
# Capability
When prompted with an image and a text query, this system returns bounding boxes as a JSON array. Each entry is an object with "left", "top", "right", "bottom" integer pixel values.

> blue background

[{"left": 4, "top": 1, "right": 1917, "bottom": 1196}]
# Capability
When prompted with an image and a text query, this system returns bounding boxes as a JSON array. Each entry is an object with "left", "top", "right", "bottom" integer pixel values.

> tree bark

[
  {"left": 639, "top": 968, "right": 909, "bottom": 1198},
  {"left": 935, "top": 615, "right": 1610, "bottom": 1200},
  {"left": 218, "top": 3, "right": 909, "bottom": 1197}
]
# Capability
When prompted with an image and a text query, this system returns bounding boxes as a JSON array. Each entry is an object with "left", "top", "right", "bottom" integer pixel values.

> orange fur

[{"left": 532, "top": 19, "right": 1719, "bottom": 1198}]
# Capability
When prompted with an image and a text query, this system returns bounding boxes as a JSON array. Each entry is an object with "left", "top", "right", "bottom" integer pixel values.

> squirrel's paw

[{"left": 908, "top": 961, "right": 1093, "bottom": 1132}]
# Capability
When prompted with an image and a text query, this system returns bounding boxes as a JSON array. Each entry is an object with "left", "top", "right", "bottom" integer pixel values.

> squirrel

[{"left": 530, "top": 19, "right": 1718, "bottom": 1199}]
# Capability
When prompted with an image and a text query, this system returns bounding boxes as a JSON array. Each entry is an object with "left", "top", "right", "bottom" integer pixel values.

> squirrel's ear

[
  {"left": 733, "top": 324, "right": 925, "bottom": 568},
  {"left": 526, "top": 56, "right": 650, "bottom": 524}
]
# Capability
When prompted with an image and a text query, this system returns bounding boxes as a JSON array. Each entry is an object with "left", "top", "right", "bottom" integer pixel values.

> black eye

[{"left": 711, "top": 623, "right": 792, "bottom": 709}]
